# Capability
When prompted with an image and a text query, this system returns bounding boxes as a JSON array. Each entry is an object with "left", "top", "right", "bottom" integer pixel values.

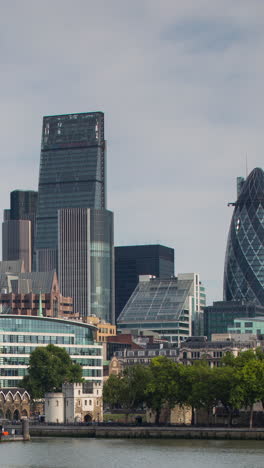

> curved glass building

[
  {"left": 0, "top": 315, "right": 103, "bottom": 388},
  {"left": 223, "top": 167, "right": 264, "bottom": 305}
]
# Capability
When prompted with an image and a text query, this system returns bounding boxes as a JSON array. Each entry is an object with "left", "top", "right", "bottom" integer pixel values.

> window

[{"left": 85, "top": 400, "right": 87, "bottom": 406}]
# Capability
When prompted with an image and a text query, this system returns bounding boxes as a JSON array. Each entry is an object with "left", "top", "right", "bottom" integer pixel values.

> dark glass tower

[
  {"left": 2, "top": 190, "right": 38, "bottom": 272},
  {"left": 223, "top": 167, "right": 264, "bottom": 306},
  {"left": 35, "top": 112, "right": 105, "bottom": 271},
  {"left": 115, "top": 244, "right": 174, "bottom": 320}
]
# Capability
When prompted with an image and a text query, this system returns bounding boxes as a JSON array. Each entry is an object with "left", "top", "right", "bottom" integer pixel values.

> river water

[{"left": 1, "top": 438, "right": 264, "bottom": 468}]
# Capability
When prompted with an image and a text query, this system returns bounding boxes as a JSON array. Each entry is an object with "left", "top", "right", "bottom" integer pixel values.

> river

[{"left": 1, "top": 438, "right": 264, "bottom": 468}]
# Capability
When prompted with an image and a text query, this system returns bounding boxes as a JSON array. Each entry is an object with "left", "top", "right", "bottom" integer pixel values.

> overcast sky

[{"left": 1, "top": 0, "right": 264, "bottom": 304}]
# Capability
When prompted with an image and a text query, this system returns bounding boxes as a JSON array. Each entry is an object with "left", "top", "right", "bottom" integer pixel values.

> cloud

[{"left": 0, "top": 0, "right": 263, "bottom": 304}]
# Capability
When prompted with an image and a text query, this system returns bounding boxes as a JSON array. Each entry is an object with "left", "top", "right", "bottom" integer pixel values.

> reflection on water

[{"left": 1, "top": 438, "right": 264, "bottom": 468}]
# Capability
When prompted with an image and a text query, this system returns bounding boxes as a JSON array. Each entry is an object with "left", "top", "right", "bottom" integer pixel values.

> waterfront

[{"left": 1, "top": 438, "right": 264, "bottom": 468}]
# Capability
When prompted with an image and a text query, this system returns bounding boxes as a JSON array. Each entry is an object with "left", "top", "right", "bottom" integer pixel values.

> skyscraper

[
  {"left": 35, "top": 112, "right": 105, "bottom": 271},
  {"left": 2, "top": 220, "right": 31, "bottom": 272},
  {"left": 2, "top": 190, "right": 38, "bottom": 272},
  {"left": 58, "top": 208, "right": 114, "bottom": 322},
  {"left": 115, "top": 244, "right": 174, "bottom": 320},
  {"left": 223, "top": 167, "right": 264, "bottom": 306}
]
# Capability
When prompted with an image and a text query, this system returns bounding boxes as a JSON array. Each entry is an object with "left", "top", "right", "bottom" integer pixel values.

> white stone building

[{"left": 45, "top": 382, "right": 103, "bottom": 424}]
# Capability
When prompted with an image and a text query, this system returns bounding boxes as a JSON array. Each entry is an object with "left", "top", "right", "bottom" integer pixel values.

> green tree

[
  {"left": 145, "top": 357, "right": 181, "bottom": 423},
  {"left": 103, "top": 365, "right": 151, "bottom": 422},
  {"left": 22, "top": 344, "right": 83, "bottom": 399},
  {"left": 239, "top": 359, "right": 264, "bottom": 428}
]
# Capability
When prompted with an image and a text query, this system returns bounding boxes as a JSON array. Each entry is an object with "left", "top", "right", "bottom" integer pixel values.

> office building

[
  {"left": 117, "top": 274, "right": 204, "bottom": 345},
  {"left": 228, "top": 317, "right": 264, "bottom": 335},
  {"left": 115, "top": 244, "right": 174, "bottom": 320},
  {"left": 2, "top": 190, "right": 38, "bottom": 272},
  {"left": 0, "top": 315, "right": 103, "bottom": 388},
  {"left": 58, "top": 208, "right": 114, "bottom": 322},
  {"left": 223, "top": 167, "right": 264, "bottom": 306},
  {"left": 2, "top": 220, "right": 31, "bottom": 272},
  {"left": 35, "top": 112, "right": 106, "bottom": 272},
  {"left": 203, "top": 300, "right": 264, "bottom": 339}
]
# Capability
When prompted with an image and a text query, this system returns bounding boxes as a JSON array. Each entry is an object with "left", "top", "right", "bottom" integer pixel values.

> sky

[{"left": 0, "top": 0, "right": 264, "bottom": 305}]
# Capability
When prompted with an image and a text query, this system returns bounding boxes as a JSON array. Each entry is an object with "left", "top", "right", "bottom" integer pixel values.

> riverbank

[{"left": 28, "top": 424, "right": 264, "bottom": 440}]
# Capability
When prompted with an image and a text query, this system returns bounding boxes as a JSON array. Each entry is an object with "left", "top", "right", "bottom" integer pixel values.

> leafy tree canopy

[{"left": 22, "top": 344, "right": 83, "bottom": 399}]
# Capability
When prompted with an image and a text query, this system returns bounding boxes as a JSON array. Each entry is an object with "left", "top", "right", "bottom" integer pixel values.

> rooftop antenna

[{"left": 246, "top": 153, "right": 248, "bottom": 177}]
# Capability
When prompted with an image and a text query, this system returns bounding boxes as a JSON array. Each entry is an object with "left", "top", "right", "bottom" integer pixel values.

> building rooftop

[{"left": 117, "top": 277, "right": 193, "bottom": 324}]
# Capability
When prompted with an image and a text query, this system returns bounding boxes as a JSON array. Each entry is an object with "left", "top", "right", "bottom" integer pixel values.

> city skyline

[{"left": 0, "top": 1, "right": 263, "bottom": 305}]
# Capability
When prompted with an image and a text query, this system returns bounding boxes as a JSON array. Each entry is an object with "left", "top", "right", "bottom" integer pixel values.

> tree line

[{"left": 103, "top": 348, "right": 264, "bottom": 428}]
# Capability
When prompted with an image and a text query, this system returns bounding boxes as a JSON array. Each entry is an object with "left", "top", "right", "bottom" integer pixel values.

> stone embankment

[{"left": 29, "top": 424, "right": 264, "bottom": 440}]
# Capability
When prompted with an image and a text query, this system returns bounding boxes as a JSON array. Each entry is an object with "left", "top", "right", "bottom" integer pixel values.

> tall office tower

[
  {"left": 2, "top": 220, "right": 31, "bottom": 271},
  {"left": 223, "top": 167, "right": 264, "bottom": 306},
  {"left": 10, "top": 190, "right": 38, "bottom": 270},
  {"left": 35, "top": 112, "right": 106, "bottom": 271},
  {"left": 58, "top": 208, "right": 114, "bottom": 322},
  {"left": 115, "top": 244, "right": 174, "bottom": 321}
]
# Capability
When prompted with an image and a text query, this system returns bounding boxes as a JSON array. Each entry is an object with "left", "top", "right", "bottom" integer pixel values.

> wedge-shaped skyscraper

[
  {"left": 224, "top": 167, "right": 264, "bottom": 306},
  {"left": 35, "top": 112, "right": 105, "bottom": 271}
]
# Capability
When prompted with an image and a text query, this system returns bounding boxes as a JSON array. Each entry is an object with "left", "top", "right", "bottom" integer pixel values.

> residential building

[
  {"left": 115, "top": 244, "right": 174, "bottom": 320},
  {"left": 203, "top": 300, "right": 264, "bottom": 339},
  {"left": 45, "top": 382, "right": 103, "bottom": 424},
  {"left": 35, "top": 112, "right": 106, "bottom": 272},
  {"left": 179, "top": 336, "right": 259, "bottom": 367},
  {"left": 0, "top": 315, "right": 103, "bottom": 388},
  {"left": 224, "top": 167, "right": 264, "bottom": 306},
  {"left": 58, "top": 208, "right": 114, "bottom": 322},
  {"left": 117, "top": 274, "right": 204, "bottom": 345}
]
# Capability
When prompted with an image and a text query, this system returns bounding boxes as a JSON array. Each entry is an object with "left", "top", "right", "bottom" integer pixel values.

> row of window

[{"left": 0, "top": 335, "right": 74, "bottom": 345}]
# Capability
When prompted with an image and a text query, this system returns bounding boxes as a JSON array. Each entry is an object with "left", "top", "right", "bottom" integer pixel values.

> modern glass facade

[
  {"left": 115, "top": 245, "right": 174, "bottom": 320},
  {"left": 35, "top": 112, "right": 105, "bottom": 270},
  {"left": 228, "top": 317, "right": 264, "bottom": 335},
  {"left": 224, "top": 167, "right": 264, "bottom": 306},
  {"left": 0, "top": 315, "right": 103, "bottom": 388},
  {"left": 203, "top": 300, "right": 264, "bottom": 339},
  {"left": 117, "top": 276, "right": 194, "bottom": 345},
  {"left": 58, "top": 208, "right": 114, "bottom": 322}
]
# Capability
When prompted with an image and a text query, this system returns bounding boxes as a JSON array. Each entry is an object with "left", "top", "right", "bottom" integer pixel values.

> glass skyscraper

[
  {"left": 58, "top": 208, "right": 114, "bottom": 322},
  {"left": 223, "top": 167, "right": 264, "bottom": 306},
  {"left": 35, "top": 112, "right": 105, "bottom": 271}
]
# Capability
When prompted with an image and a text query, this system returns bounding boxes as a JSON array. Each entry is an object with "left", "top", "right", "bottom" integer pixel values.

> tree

[
  {"left": 22, "top": 344, "right": 83, "bottom": 399},
  {"left": 103, "top": 365, "right": 151, "bottom": 422},
  {"left": 239, "top": 359, "right": 264, "bottom": 428},
  {"left": 145, "top": 357, "right": 181, "bottom": 424}
]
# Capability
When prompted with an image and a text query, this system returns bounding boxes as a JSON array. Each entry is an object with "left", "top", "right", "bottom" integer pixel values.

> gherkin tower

[{"left": 223, "top": 167, "right": 264, "bottom": 305}]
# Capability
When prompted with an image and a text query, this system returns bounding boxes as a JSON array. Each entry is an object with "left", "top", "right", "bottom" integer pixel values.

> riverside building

[{"left": 0, "top": 315, "right": 103, "bottom": 388}]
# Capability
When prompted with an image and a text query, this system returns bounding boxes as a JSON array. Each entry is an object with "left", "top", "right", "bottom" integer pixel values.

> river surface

[{"left": 1, "top": 438, "right": 264, "bottom": 468}]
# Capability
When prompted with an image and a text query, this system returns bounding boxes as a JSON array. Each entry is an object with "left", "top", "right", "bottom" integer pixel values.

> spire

[{"left": 38, "top": 291, "right": 43, "bottom": 317}]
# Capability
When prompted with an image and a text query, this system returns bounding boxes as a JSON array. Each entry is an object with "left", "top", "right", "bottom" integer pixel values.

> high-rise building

[
  {"left": 35, "top": 112, "right": 106, "bottom": 271},
  {"left": 58, "top": 208, "right": 114, "bottom": 322},
  {"left": 2, "top": 220, "right": 31, "bottom": 272},
  {"left": 115, "top": 244, "right": 174, "bottom": 320},
  {"left": 10, "top": 190, "right": 38, "bottom": 222},
  {"left": 2, "top": 190, "right": 38, "bottom": 272},
  {"left": 223, "top": 167, "right": 264, "bottom": 306}
]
